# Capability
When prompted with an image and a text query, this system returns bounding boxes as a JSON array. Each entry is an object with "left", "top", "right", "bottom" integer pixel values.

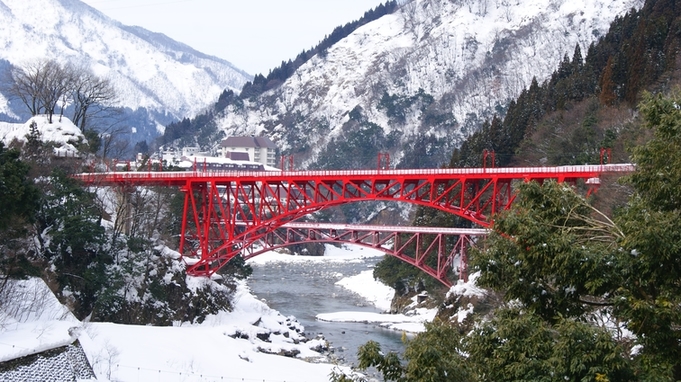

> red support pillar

[
  {"left": 482, "top": 149, "right": 495, "bottom": 169},
  {"left": 280, "top": 155, "right": 294, "bottom": 171},
  {"left": 377, "top": 152, "right": 390, "bottom": 170},
  {"left": 600, "top": 148, "right": 612, "bottom": 165}
]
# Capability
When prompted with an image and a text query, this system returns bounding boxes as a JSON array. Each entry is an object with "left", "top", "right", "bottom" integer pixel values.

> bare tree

[
  {"left": 400, "top": 0, "right": 420, "bottom": 37},
  {"left": 71, "top": 69, "right": 116, "bottom": 130},
  {"left": 5, "top": 59, "right": 116, "bottom": 126},
  {"left": 5, "top": 59, "right": 51, "bottom": 115},
  {"left": 470, "top": 0, "right": 488, "bottom": 16},
  {"left": 39, "top": 60, "right": 75, "bottom": 123},
  {"left": 100, "top": 124, "right": 132, "bottom": 161},
  {"left": 501, "top": 0, "right": 513, "bottom": 22},
  {"left": 6, "top": 59, "right": 73, "bottom": 123}
]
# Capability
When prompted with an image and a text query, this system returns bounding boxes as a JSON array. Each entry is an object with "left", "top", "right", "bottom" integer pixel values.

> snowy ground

[
  {"left": 0, "top": 115, "right": 84, "bottom": 157},
  {"left": 0, "top": 244, "right": 441, "bottom": 382}
]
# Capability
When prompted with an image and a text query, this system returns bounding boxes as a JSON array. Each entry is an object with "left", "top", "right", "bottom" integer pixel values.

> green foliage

[
  {"left": 0, "top": 142, "right": 41, "bottom": 278},
  {"left": 0, "top": 142, "right": 39, "bottom": 231},
  {"left": 629, "top": 91, "right": 681, "bottom": 211},
  {"left": 373, "top": 255, "right": 424, "bottom": 295},
  {"left": 94, "top": 236, "right": 233, "bottom": 325},
  {"left": 402, "top": 320, "right": 470, "bottom": 382},
  {"left": 467, "top": 308, "right": 554, "bottom": 381},
  {"left": 36, "top": 169, "right": 110, "bottom": 318},
  {"left": 24, "top": 121, "right": 42, "bottom": 159},
  {"left": 467, "top": 308, "right": 633, "bottom": 382},
  {"left": 611, "top": 90, "right": 681, "bottom": 379},
  {"left": 474, "top": 180, "right": 622, "bottom": 322},
  {"left": 349, "top": 320, "right": 469, "bottom": 382},
  {"left": 356, "top": 340, "right": 405, "bottom": 381},
  {"left": 73, "top": 128, "right": 98, "bottom": 155}
]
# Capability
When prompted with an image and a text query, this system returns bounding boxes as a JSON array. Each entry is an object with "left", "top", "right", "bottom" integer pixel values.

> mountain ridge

[
  {"left": 202, "top": 0, "right": 644, "bottom": 170},
  {"left": 0, "top": 0, "right": 252, "bottom": 144}
]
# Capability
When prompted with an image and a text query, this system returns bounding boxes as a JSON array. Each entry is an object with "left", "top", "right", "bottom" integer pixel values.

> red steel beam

[
  {"left": 73, "top": 164, "right": 635, "bottom": 283},
  {"left": 242, "top": 222, "right": 488, "bottom": 287}
]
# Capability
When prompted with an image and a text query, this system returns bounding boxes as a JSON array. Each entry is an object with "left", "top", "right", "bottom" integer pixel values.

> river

[{"left": 247, "top": 251, "right": 406, "bottom": 379}]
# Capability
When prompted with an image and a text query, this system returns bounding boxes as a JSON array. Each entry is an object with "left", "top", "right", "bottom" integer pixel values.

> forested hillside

[
  {"left": 161, "top": 0, "right": 639, "bottom": 176},
  {"left": 375, "top": 0, "right": 681, "bottom": 296},
  {"left": 350, "top": 0, "right": 681, "bottom": 380},
  {"left": 450, "top": 0, "right": 680, "bottom": 168},
  {"left": 160, "top": 0, "right": 399, "bottom": 148}
]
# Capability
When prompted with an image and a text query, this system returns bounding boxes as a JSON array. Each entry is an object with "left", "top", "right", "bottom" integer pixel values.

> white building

[{"left": 219, "top": 136, "right": 277, "bottom": 167}]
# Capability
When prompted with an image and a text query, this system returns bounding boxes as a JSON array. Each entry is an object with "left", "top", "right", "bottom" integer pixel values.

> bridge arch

[
  {"left": 74, "top": 164, "right": 635, "bottom": 285},
  {"left": 179, "top": 177, "right": 511, "bottom": 279}
]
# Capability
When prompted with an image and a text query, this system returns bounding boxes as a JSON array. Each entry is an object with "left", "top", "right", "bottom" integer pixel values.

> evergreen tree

[
  {"left": 599, "top": 56, "right": 617, "bottom": 106},
  {"left": 614, "top": 91, "right": 681, "bottom": 379},
  {"left": 0, "top": 142, "right": 40, "bottom": 278},
  {"left": 36, "top": 169, "right": 110, "bottom": 318}
]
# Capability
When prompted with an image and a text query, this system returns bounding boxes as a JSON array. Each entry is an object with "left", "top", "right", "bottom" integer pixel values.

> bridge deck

[
  {"left": 72, "top": 163, "right": 635, "bottom": 285},
  {"left": 278, "top": 222, "right": 488, "bottom": 235},
  {"left": 73, "top": 163, "right": 635, "bottom": 185}
]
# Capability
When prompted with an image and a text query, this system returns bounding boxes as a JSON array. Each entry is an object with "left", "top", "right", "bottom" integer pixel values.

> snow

[
  {"left": 1, "top": 276, "right": 349, "bottom": 381},
  {"left": 446, "top": 271, "right": 487, "bottom": 300},
  {"left": 0, "top": 115, "right": 84, "bottom": 156},
  {"left": 0, "top": 244, "right": 435, "bottom": 381},
  {"left": 317, "top": 310, "right": 437, "bottom": 333},
  {"left": 0, "top": 0, "right": 251, "bottom": 124},
  {"left": 216, "top": 0, "right": 644, "bottom": 168},
  {"left": 251, "top": 245, "right": 438, "bottom": 333},
  {"left": 0, "top": 278, "right": 80, "bottom": 363},
  {"left": 336, "top": 270, "right": 394, "bottom": 312}
]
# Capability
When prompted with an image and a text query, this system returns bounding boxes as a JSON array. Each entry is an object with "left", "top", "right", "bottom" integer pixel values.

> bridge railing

[{"left": 73, "top": 163, "right": 636, "bottom": 184}]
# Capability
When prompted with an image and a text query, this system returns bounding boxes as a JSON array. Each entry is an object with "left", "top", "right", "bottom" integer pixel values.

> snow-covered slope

[
  {"left": 213, "top": 0, "right": 644, "bottom": 169},
  {"left": 0, "top": 115, "right": 84, "bottom": 156},
  {"left": 0, "top": 0, "right": 251, "bottom": 137}
]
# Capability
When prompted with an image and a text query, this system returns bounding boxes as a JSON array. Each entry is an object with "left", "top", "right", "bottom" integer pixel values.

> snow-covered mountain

[
  {"left": 212, "top": 0, "right": 644, "bottom": 169},
  {"left": 0, "top": 0, "right": 251, "bottom": 144}
]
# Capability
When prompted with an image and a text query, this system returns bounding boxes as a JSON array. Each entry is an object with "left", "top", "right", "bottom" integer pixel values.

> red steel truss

[
  {"left": 74, "top": 164, "right": 635, "bottom": 285},
  {"left": 239, "top": 222, "right": 488, "bottom": 286}
]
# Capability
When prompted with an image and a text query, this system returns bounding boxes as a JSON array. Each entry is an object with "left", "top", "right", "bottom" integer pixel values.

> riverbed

[{"left": 247, "top": 246, "right": 406, "bottom": 373}]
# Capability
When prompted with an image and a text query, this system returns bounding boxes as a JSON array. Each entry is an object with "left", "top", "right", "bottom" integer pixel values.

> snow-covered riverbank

[
  {"left": 250, "top": 244, "right": 438, "bottom": 333},
  {"left": 0, "top": 244, "right": 438, "bottom": 381}
]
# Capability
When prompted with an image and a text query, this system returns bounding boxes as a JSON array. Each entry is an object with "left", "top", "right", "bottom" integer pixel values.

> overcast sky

[{"left": 80, "top": 0, "right": 387, "bottom": 76}]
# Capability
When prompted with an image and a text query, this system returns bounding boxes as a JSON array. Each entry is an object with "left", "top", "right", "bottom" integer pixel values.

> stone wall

[{"left": 0, "top": 340, "right": 96, "bottom": 381}]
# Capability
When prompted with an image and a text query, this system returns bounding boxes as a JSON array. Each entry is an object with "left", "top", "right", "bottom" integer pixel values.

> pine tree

[
  {"left": 599, "top": 56, "right": 617, "bottom": 106},
  {"left": 0, "top": 142, "right": 40, "bottom": 278}
]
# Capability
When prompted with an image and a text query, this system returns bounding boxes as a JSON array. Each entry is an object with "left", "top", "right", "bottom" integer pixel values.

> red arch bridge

[{"left": 74, "top": 163, "right": 634, "bottom": 287}]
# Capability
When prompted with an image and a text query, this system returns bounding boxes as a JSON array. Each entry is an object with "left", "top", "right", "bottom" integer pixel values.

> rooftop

[{"left": 221, "top": 136, "right": 276, "bottom": 149}]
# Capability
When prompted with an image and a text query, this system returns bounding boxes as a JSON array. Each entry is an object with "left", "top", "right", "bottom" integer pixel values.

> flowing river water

[{"left": 247, "top": 253, "right": 406, "bottom": 378}]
